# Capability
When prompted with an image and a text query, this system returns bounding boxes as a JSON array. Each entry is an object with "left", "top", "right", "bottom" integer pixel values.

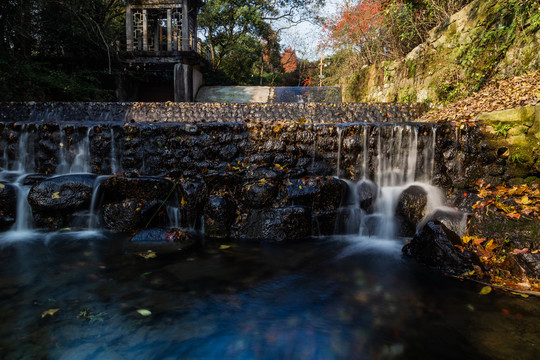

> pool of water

[{"left": 0, "top": 232, "right": 539, "bottom": 360}]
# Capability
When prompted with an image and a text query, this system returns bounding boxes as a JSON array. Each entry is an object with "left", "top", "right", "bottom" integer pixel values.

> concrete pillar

[
  {"left": 174, "top": 63, "right": 185, "bottom": 102},
  {"left": 142, "top": 9, "right": 148, "bottom": 51},
  {"left": 174, "top": 63, "right": 194, "bottom": 102},
  {"left": 184, "top": 64, "right": 193, "bottom": 102},
  {"left": 126, "top": 6, "right": 134, "bottom": 52},
  {"left": 167, "top": 9, "right": 172, "bottom": 52},
  {"left": 182, "top": 0, "right": 189, "bottom": 51}
]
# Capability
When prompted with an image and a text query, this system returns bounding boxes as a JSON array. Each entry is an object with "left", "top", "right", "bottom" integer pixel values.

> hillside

[{"left": 337, "top": 0, "right": 540, "bottom": 104}]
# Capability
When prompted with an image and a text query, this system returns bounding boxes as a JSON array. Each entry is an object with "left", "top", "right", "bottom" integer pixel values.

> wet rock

[
  {"left": 286, "top": 178, "right": 319, "bottom": 206},
  {"left": 203, "top": 171, "right": 241, "bottom": 194},
  {"left": 235, "top": 206, "right": 311, "bottom": 241},
  {"left": 403, "top": 221, "right": 476, "bottom": 276},
  {"left": 33, "top": 212, "right": 67, "bottom": 231},
  {"left": 421, "top": 208, "right": 470, "bottom": 237},
  {"left": 103, "top": 200, "right": 163, "bottom": 232},
  {"left": 179, "top": 179, "right": 206, "bottom": 229},
  {"left": 28, "top": 174, "right": 97, "bottom": 211},
  {"left": 501, "top": 253, "right": 540, "bottom": 281},
  {"left": 22, "top": 174, "right": 49, "bottom": 186},
  {"left": 312, "top": 210, "right": 338, "bottom": 236},
  {"left": 129, "top": 228, "right": 196, "bottom": 249},
  {"left": 313, "top": 177, "right": 346, "bottom": 210},
  {"left": 241, "top": 180, "right": 277, "bottom": 208},
  {"left": 356, "top": 180, "right": 378, "bottom": 213},
  {"left": 204, "top": 194, "right": 236, "bottom": 238},
  {"left": 101, "top": 176, "right": 175, "bottom": 203},
  {"left": 0, "top": 182, "right": 17, "bottom": 220},
  {"left": 395, "top": 185, "right": 428, "bottom": 236}
]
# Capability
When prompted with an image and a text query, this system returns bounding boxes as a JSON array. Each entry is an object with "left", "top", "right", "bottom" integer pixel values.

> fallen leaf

[
  {"left": 479, "top": 286, "right": 492, "bottom": 295},
  {"left": 41, "top": 308, "right": 59, "bottom": 318},
  {"left": 51, "top": 192, "right": 61, "bottom": 199},
  {"left": 136, "top": 309, "right": 152, "bottom": 317},
  {"left": 219, "top": 245, "right": 231, "bottom": 250},
  {"left": 137, "top": 251, "right": 157, "bottom": 260}
]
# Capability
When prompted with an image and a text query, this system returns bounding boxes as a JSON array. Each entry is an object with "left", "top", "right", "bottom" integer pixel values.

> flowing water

[
  {"left": 0, "top": 122, "right": 539, "bottom": 359},
  {"left": 0, "top": 234, "right": 539, "bottom": 360}
]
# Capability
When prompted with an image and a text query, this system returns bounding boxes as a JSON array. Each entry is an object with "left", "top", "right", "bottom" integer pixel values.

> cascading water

[
  {"left": 69, "top": 127, "right": 92, "bottom": 173},
  {"left": 335, "top": 123, "right": 462, "bottom": 242}
]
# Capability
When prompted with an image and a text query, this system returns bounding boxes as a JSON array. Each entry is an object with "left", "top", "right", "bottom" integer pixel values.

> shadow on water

[{"left": 0, "top": 233, "right": 539, "bottom": 360}]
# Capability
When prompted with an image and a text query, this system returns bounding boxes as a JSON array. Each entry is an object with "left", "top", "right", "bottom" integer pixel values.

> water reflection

[{"left": 0, "top": 233, "right": 538, "bottom": 359}]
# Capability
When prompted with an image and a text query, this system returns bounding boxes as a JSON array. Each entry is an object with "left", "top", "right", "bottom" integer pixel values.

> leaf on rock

[
  {"left": 41, "top": 308, "right": 59, "bottom": 318},
  {"left": 51, "top": 192, "right": 61, "bottom": 199}
]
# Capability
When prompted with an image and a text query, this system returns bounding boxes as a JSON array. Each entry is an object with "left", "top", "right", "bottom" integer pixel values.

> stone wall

[{"left": 0, "top": 102, "right": 538, "bottom": 242}]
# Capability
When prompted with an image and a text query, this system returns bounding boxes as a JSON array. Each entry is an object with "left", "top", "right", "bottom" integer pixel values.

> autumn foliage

[{"left": 322, "top": 0, "right": 383, "bottom": 53}]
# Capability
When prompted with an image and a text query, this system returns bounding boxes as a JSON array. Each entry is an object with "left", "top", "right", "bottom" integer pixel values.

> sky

[{"left": 278, "top": 0, "right": 341, "bottom": 61}]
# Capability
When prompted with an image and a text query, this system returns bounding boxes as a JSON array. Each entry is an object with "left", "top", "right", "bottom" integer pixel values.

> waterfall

[
  {"left": 361, "top": 124, "right": 368, "bottom": 179},
  {"left": 110, "top": 128, "right": 120, "bottom": 174},
  {"left": 88, "top": 176, "right": 108, "bottom": 230},
  {"left": 69, "top": 127, "right": 92, "bottom": 173},
  {"left": 336, "top": 126, "right": 343, "bottom": 178},
  {"left": 11, "top": 177, "right": 33, "bottom": 233},
  {"left": 56, "top": 125, "right": 69, "bottom": 175},
  {"left": 334, "top": 123, "right": 461, "bottom": 241}
]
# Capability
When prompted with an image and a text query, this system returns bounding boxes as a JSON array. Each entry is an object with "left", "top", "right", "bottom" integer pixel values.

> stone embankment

[{"left": 0, "top": 102, "right": 538, "bottom": 253}]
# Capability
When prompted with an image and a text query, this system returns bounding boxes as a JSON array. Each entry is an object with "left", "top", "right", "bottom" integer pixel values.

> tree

[
  {"left": 199, "top": 0, "right": 325, "bottom": 84},
  {"left": 281, "top": 47, "right": 298, "bottom": 73},
  {"left": 0, "top": 0, "right": 126, "bottom": 101}
]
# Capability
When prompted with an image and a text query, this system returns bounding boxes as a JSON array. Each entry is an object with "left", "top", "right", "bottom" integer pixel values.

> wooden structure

[{"left": 121, "top": 0, "right": 207, "bottom": 102}]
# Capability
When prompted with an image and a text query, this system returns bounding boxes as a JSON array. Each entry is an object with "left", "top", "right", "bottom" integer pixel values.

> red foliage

[
  {"left": 321, "top": 0, "right": 385, "bottom": 50},
  {"left": 281, "top": 47, "right": 298, "bottom": 73}
]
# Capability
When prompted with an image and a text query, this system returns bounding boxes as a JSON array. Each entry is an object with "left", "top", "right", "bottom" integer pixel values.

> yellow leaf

[
  {"left": 181, "top": 197, "right": 187, "bottom": 206},
  {"left": 462, "top": 236, "right": 473, "bottom": 244},
  {"left": 273, "top": 124, "right": 283, "bottom": 133},
  {"left": 219, "top": 245, "right": 231, "bottom": 250},
  {"left": 137, "top": 251, "right": 157, "bottom": 260},
  {"left": 258, "top": 178, "right": 267, "bottom": 186},
  {"left": 51, "top": 192, "right": 60, "bottom": 199},
  {"left": 136, "top": 309, "right": 152, "bottom": 317},
  {"left": 41, "top": 308, "right": 59, "bottom": 318},
  {"left": 516, "top": 196, "right": 531, "bottom": 205},
  {"left": 479, "top": 286, "right": 492, "bottom": 295},
  {"left": 0, "top": 183, "right": 4, "bottom": 189}
]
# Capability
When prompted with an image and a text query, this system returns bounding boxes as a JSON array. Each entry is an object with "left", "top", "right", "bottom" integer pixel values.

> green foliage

[
  {"left": 398, "top": 87, "right": 417, "bottom": 102},
  {"left": 199, "top": 0, "right": 325, "bottom": 85},
  {"left": 0, "top": 0, "right": 124, "bottom": 101},
  {"left": 495, "top": 122, "right": 513, "bottom": 138}
]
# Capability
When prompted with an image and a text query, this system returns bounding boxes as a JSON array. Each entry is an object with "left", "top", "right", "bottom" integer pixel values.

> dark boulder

[
  {"left": 103, "top": 200, "right": 163, "bottom": 232},
  {"left": 356, "top": 180, "right": 378, "bottom": 213},
  {"left": 421, "top": 208, "right": 470, "bottom": 237},
  {"left": 22, "top": 174, "right": 49, "bottom": 186},
  {"left": 235, "top": 206, "right": 311, "bottom": 242},
  {"left": 403, "top": 221, "right": 476, "bottom": 276},
  {"left": 204, "top": 194, "right": 236, "bottom": 239},
  {"left": 130, "top": 228, "right": 196, "bottom": 247},
  {"left": 33, "top": 212, "right": 68, "bottom": 231},
  {"left": 179, "top": 179, "right": 207, "bottom": 229},
  {"left": 313, "top": 177, "right": 346, "bottom": 210},
  {"left": 204, "top": 171, "right": 241, "bottom": 194},
  {"left": 241, "top": 180, "right": 277, "bottom": 209},
  {"left": 101, "top": 176, "right": 176, "bottom": 203},
  {"left": 312, "top": 209, "right": 338, "bottom": 236},
  {"left": 395, "top": 185, "right": 428, "bottom": 236},
  {"left": 501, "top": 253, "right": 540, "bottom": 281},
  {"left": 28, "top": 174, "right": 97, "bottom": 212},
  {"left": 0, "top": 182, "right": 17, "bottom": 219},
  {"left": 285, "top": 178, "right": 319, "bottom": 207}
]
